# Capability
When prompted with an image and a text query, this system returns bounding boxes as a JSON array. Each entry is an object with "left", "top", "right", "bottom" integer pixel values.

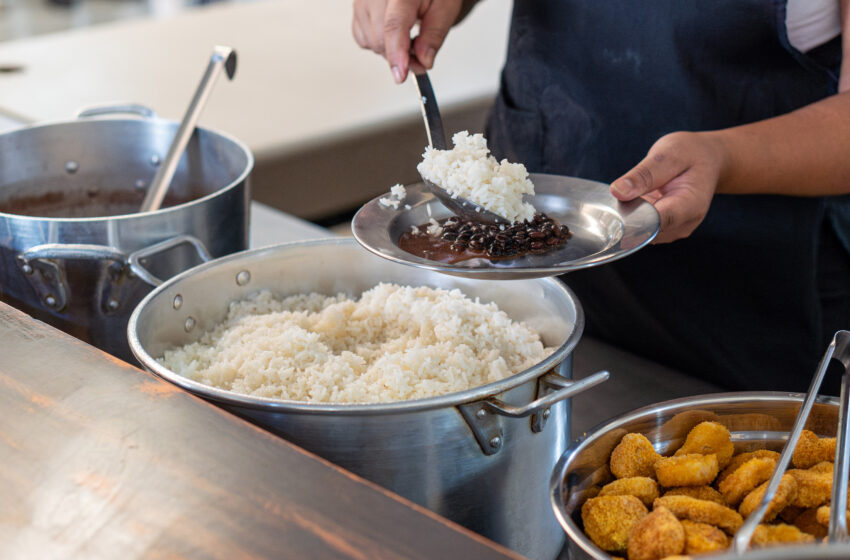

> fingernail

[
  {"left": 391, "top": 65, "right": 403, "bottom": 84},
  {"left": 611, "top": 178, "right": 634, "bottom": 197},
  {"left": 423, "top": 47, "right": 436, "bottom": 67}
]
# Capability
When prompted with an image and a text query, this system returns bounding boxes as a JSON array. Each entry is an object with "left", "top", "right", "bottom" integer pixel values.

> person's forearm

[{"left": 713, "top": 91, "right": 850, "bottom": 196}]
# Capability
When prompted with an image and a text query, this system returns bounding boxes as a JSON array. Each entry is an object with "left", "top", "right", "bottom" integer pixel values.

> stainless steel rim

[
  {"left": 0, "top": 116, "right": 254, "bottom": 223},
  {"left": 351, "top": 174, "right": 660, "bottom": 280},
  {"left": 128, "top": 237, "right": 586, "bottom": 415},
  {"left": 549, "top": 391, "right": 841, "bottom": 560}
]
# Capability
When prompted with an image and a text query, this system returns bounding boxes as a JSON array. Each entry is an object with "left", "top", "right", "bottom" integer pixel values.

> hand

[
  {"left": 610, "top": 131, "right": 728, "bottom": 243},
  {"left": 352, "top": 0, "right": 464, "bottom": 83}
]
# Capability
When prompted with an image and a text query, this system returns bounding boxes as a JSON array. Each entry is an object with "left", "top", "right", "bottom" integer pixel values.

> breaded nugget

[
  {"left": 792, "top": 430, "right": 836, "bottom": 469},
  {"left": 674, "top": 421, "right": 735, "bottom": 468},
  {"left": 809, "top": 461, "right": 834, "bottom": 474},
  {"left": 787, "top": 468, "right": 832, "bottom": 508},
  {"left": 716, "top": 450, "right": 780, "bottom": 486},
  {"left": 653, "top": 495, "right": 743, "bottom": 535},
  {"left": 610, "top": 433, "right": 661, "bottom": 479},
  {"left": 738, "top": 474, "right": 798, "bottom": 521},
  {"left": 626, "top": 506, "right": 685, "bottom": 560},
  {"left": 718, "top": 457, "right": 776, "bottom": 506},
  {"left": 655, "top": 454, "right": 719, "bottom": 487},
  {"left": 815, "top": 504, "right": 850, "bottom": 530},
  {"left": 598, "top": 476, "right": 659, "bottom": 507},
  {"left": 581, "top": 495, "right": 648, "bottom": 552},
  {"left": 663, "top": 486, "right": 726, "bottom": 506},
  {"left": 680, "top": 519, "right": 729, "bottom": 554},
  {"left": 794, "top": 507, "right": 828, "bottom": 538},
  {"left": 751, "top": 523, "right": 816, "bottom": 547}
]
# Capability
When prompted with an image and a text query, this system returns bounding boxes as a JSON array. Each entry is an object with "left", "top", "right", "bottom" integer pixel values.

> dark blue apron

[{"left": 487, "top": 0, "right": 850, "bottom": 393}]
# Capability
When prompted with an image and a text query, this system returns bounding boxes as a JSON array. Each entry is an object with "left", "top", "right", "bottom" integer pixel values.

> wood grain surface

[{"left": 0, "top": 303, "right": 524, "bottom": 560}]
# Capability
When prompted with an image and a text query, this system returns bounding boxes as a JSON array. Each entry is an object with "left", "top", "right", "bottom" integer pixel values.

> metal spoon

[
  {"left": 140, "top": 45, "right": 237, "bottom": 213},
  {"left": 410, "top": 63, "right": 507, "bottom": 225}
]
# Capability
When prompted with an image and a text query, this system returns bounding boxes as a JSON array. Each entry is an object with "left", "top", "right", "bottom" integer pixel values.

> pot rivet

[
  {"left": 184, "top": 316, "right": 196, "bottom": 332},
  {"left": 236, "top": 270, "right": 251, "bottom": 286},
  {"left": 135, "top": 179, "right": 146, "bottom": 190},
  {"left": 44, "top": 295, "right": 57, "bottom": 308},
  {"left": 150, "top": 154, "right": 161, "bottom": 166},
  {"left": 65, "top": 161, "right": 79, "bottom": 174},
  {"left": 542, "top": 409, "right": 551, "bottom": 419},
  {"left": 173, "top": 294, "right": 183, "bottom": 310},
  {"left": 489, "top": 436, "right": 502, "bottom": 449},
  {"left": 476, "top": 408, "right": 487, "bottom": 418},
  {"left": 21, "top": 263, "right": 33, "bottom": 275},
  {"left": 107, "top": 299, "right": 119, "bottom": 311}
]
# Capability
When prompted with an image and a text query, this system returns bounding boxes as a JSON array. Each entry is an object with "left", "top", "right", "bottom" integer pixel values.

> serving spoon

[
  {"left": 410, "top": 62, "right": 507, "bottom": 225},
  {"left": 140, "top": 45, "right": 237, "bottom": 213}
]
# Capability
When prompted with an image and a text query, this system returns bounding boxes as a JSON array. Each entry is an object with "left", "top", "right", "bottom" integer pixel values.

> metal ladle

[
  {"left": 410, "top": 62, "right": 507, "bottom": 225},
  {"left": 140, "top": 45, "right": 237, "bottom": 213}
]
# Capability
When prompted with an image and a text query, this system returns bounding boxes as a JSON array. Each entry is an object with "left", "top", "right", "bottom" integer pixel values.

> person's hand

[
  {"left": 352, "top": 0, "right": 464, "bottom": 83},
  {"left": 610, "top": 132, "right": 729, "bottom": 243}
]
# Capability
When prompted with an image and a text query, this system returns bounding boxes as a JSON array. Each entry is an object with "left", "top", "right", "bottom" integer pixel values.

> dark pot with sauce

[{"left": 0, "top": 104, "right": 252, "bottom": 361}]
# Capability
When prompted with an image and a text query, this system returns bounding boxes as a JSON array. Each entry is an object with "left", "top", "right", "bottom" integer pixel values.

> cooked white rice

[
  {"left": 378, "top": 183, "right": 407, "bottom": 209},
  {"left": 417, "top": 131, "right": 536, "bottom": 223},
  {"left": 158, "top": 283, "right": 552, "bottom": 404}
]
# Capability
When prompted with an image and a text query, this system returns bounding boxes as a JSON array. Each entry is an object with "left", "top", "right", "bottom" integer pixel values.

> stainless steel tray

[{"left": 352, "top": 174, "right": 660, "bottom": 280}]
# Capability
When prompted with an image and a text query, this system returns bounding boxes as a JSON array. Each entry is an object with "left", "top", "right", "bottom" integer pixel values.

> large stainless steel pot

[
  {"left": 128, "top": 238, "right": 608, "bottom": 560},
  {"left": 0, "top": 105, "right": 252, "bottom": 361},
  {"left": 550, "top": 392, "right": 841, "bottom": 559}
]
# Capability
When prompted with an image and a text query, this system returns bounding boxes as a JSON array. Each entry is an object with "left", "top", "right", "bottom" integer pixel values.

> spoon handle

[
  {"left": 412, "top": 69, "right": 448, "bottom": 151},
  {"left": 140, "top": 45, "right": 237, "bottom": 213}
]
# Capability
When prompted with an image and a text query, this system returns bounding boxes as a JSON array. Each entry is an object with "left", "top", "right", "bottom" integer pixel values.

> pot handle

[
  {"left": 75, "top": 104, "right": 158, "bottom": 119},
  {"left": 458, "top": 369, "right": 609, "bottom": 455},
  {"left": 128, "top": 234, "right": 213, "bottom": 287},
  {"left": 20, "top": 234, "right": 212, "bottom": 288},
  {"left": 484, "top": 369, "right": 610, "bottom": 418}
]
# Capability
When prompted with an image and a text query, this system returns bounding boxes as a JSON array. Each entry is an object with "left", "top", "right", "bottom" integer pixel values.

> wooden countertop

[{"left": 0, "top": 302, "right": 523, "bottom": 560}]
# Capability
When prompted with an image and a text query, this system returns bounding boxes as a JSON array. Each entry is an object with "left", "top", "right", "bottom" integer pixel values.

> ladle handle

[
  {"left": 411, "top": 67, "right": 448, "bottom": 150},
  {"left": 140, "top": 46, "right": 237, "bottom": 213}
]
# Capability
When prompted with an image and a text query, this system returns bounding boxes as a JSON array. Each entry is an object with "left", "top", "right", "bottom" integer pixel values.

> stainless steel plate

[{"left": 352, "top": 173, "right": 660, "bottom": 280}]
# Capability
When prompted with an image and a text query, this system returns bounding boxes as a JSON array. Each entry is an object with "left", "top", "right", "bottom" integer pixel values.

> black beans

[{"left": 435, "top": 212, "right": 572, "bottom": 259}]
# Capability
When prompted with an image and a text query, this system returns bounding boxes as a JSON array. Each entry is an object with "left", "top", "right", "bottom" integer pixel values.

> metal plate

[{"left": 352, "top": 173, "right": 660, "bottom": 280}]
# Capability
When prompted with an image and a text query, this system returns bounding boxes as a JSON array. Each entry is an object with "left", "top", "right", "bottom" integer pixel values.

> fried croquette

[
  {"left": 794, "top": 507, "right": 828, "bottom": 538},
  {"left": 581, "top": 495, "right": 648, "bottom": 552},
  {"left": 738, "top": 474, "right": 798, "bottom": 521},
  {"left": 653, "top": 495, "right": 743, "bottom": 535},
  {"left": 750, "top": 523, "right": 816, "bottom": 547},
  {"left": 787, "top": 468, "right": 832, "bottom": 508},
  {"left": 809, "top": 461, "right": 834, "bottom": 474},
  {"left": 674, "top": 422, "right": 735, "bottom": 468},
  {"left": 680, "top": 519, "right": 729, "bottom": 554},
  {"left": 792, "top": 430, "right": 836, "bottom": 469},
  {"left": 598, "top": 476, "right": 659, "bottom": 507},
  {"left": 716, "top": 450, "right": 780, "bottom": 486},
  {"left": 815, "top": 504, "right": 850, "bottom": 530},
  {"left": 663, "top": 486, "right": 726, "bottom": 506},
  {"left": 626, "top": 506, "right": 685, "bottom": 560},
  {"left": 610, "top": 433, "right": 661, "bottom": 479},
  {"left": 655, "top": 454, "right": 719, "bottom": 487},
  {"left": 718, "top": 457, "right": 776, "bottom": 506}
]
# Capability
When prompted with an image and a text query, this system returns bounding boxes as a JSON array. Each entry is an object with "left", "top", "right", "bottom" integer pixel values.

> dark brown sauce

[
  {"left": 0, "top": 189, "right": 195, "bottom": 218},
  {"left": 399, "top": 214, "right": 571, "bottom": 264},
  {"left": 398, "top": 227, "right": 493, "bottom": 264}
]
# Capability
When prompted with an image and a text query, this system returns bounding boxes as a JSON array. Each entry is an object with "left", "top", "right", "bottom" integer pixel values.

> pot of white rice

[{"left": 127, "top": 238, "right": 603, "bottom": 560}]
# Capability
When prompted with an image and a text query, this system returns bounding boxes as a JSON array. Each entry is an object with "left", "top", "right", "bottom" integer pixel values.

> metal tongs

[{"left": 734, "top": 330, "right": 850, "bottom": 553}]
